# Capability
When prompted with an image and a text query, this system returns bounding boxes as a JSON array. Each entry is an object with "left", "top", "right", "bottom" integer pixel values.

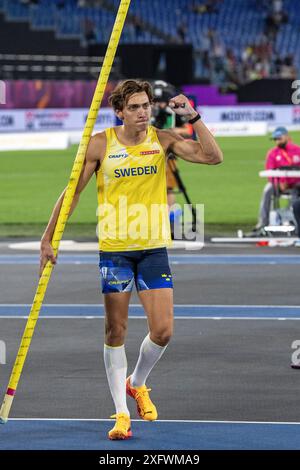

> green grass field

[{"left": 1, "top": 132, "right": 299, "bottom": 237}]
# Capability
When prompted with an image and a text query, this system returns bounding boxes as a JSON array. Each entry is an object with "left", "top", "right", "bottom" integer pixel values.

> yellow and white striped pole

[{"left": 0, "top": 0, "right": 131, "bottom": 424}]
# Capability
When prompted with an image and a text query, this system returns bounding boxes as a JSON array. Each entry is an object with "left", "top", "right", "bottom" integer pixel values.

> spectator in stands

[
  {"left": 177, "top": 19, "right": 187, "bottom": 43},
  {"left": 240, "top": 36, "right": 278, "bottom": 84},
  {"left": 272, "top": 0, "right": 283, "bottom": 14},
  {"left": 224, "top": 48, "right": 240, "bottom": 89},
  {"left": 280, "top": 55, "right": 297, "bottom": 79},
  {"left": 83, "top": 17, "right": 97, "bottom": 45},
  {"left": 193, "top": 28, "right": 213, "bottom": 79},
  {"left": 127, "top": 22, "right": 136, "bottom": 43},
  {"left": 254, "top": 59, "right": 270, "bottom": 79},
  {"left": 273, "top": 54, "right": 283, "bottom": 75},
  {"left": 202, "top": 30, "right": 211, "bottom": 62},
  {"left": 265, "top": 9, "right": 288, "bottom": 40},
  {"left": 252, "top": 127, "right": 300, "bottom": 236},
  {"left": 211, "top": 35, "right": 224, "bottom": 67},
  {"left": 210, "top": 39, "right": 226, "bottom": 85},
  {"left": 132, "top": 15, "right": 143, "bottom": 40},
  {"left": 254, "top": 34, "right": 273, "bottom": 62}
]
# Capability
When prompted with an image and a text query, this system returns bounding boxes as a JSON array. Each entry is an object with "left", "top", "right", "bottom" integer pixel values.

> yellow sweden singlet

[{"left": 96, "top": 125, "right": 171, "bottom": 251}]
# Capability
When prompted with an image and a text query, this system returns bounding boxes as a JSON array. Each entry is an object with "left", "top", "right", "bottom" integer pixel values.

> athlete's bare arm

[
  {"left": 157, "top": 94, "right": 223, "bottom": 165},
  {"left": 39, "top": 132, "right": 106, "bottom": 275}
]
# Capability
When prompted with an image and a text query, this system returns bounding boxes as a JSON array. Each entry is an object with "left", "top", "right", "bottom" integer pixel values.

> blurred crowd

[
  {"left": 194, "top": 30, "right": 296, "bottom": 91},
  {"left": 20, "top": 0, "right": 297, "bottom": 89},
  {"left": 68, "top": 0, "right": 299, "bottom": 89},
  {"left": 190, "top": 0, "right": 297, "bottom": 89}
]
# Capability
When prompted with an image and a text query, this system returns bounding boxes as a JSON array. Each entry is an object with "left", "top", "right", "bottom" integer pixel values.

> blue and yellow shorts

[{"left": 99, "top": 247, "right": 173, "bottom": 294}]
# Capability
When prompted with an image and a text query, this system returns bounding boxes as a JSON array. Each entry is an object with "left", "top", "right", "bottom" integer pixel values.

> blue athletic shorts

[{"left": 99, "top": 247, "right": 173, "bottom": 294}]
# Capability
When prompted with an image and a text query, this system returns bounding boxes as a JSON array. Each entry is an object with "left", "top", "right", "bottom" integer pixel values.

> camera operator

[{"left": 151, "top": 81, "right": 194, "bottom": 224}]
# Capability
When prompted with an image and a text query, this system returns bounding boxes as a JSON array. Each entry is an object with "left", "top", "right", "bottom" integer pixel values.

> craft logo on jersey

[{"left": 108, "top": 153, "right": 128, "bottom": 159}]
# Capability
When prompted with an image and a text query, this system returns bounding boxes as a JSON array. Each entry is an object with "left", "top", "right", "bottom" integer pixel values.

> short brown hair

[{"left": 108, "top": 79, "right": 153, "bottom": 111}]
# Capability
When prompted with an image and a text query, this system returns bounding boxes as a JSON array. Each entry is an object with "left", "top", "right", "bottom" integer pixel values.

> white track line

[{"left": 8, "top": 240, "right": 204, "bottom": 251}]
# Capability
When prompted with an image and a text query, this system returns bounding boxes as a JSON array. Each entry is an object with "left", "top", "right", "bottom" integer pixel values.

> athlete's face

[{"left": 117, "top": 92, "right": 151, "bottom": 130}]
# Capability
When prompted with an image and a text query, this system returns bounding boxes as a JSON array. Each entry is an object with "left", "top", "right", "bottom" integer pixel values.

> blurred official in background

[{"left": 253, "top": 127, "right": 300, "bottom": 237}]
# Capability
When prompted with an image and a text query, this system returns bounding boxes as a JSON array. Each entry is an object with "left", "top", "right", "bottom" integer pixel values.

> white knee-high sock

[
  {"left": 103, "top": 344, "right": 129, "bottom": 415},
  {"left": 131, "top": 334, "right": 168, "bottom": 388}
]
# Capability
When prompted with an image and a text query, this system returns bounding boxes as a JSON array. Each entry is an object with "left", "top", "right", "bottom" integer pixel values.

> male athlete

[{"left": 40, "top": 80, "right": 223, "bottom": 440}]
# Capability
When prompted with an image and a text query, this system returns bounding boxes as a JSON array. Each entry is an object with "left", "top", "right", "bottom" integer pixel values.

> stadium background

[{"left": 0, "top": 0, "right": 299, "bottom": 236}]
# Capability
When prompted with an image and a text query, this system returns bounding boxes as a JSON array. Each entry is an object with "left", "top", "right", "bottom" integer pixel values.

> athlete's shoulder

[
  {"left": 87, "top": 131, "right": 107, "bottom": 162},
  {"left": 92, "top": 130, "right": 107, "bottom": 144}
]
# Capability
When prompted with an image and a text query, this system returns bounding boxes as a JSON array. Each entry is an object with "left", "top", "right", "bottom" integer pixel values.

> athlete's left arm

[{"left": 159, "top": 94, "right": 223, "bottom": 165}]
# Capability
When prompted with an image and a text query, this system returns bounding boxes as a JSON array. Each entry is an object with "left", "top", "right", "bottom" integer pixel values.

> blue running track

[
  {"left": 0, "top": 419, "right": 300, "bottom": 450},
  {"left": 1, "top": 304, "right": 300, "bottom": 319}
]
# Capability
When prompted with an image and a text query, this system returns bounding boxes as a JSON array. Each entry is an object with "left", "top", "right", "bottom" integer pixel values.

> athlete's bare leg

[
  {"left": 103, "top": 292, "right": 132, "bottom": 424},
  {"left": 104, "top": 292, "right": 131, "bottom": 346},
  {"left": 126, "top": 288, "right": 173, "bottom": 410},
  {"left": 138, "top": 288, "right": 174, "bottom": 346}
]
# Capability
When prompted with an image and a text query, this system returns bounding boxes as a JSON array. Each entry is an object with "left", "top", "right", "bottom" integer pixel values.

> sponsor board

[
  {"left": 0, "top": 110, "right": 24, "bottom": 131},
  {"left": 1, "top": 105, "right": 300, "bottom": 136},
  {"left": 24, "top": 110, "right": 71, "bottom": 131},
  {"left": 0, "top": 108, "right": 115, "bottom": 132},
  {"left": 198, "top": 105, "right": 296, "bottom": 126},
  {"left": 0, "top": 132, "right": 69, "bottom": 151},
  {"left": 207, "top": 122, "right": 267, "bottom": 137}
]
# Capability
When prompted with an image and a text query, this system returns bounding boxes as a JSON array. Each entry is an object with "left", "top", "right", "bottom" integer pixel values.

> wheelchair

[{"left": 265, "top": 188, "right": 297, "bottom": 236}]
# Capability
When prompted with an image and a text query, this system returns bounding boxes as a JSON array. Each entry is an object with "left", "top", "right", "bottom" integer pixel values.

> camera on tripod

[{"left": 151, "top": 80, "right": 186, "bottom": 130}]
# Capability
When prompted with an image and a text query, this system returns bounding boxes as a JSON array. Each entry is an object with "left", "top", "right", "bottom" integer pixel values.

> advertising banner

[
  {"left": 198, "top": 105, "right": 295, "bottom": 126},
  {"left": 0, "top": 108, "right": 115, "bottom": 132}
]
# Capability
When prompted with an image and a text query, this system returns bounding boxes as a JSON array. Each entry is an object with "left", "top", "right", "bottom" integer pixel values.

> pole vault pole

[{"left": 0, "top": 0, "right": 131, "bottom": 424}]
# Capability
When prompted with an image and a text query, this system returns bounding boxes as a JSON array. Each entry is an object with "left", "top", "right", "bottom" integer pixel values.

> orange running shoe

[
  {"left": 108, "top": 412, "right": 132, "bottom": 440},
  {"left": 126, "top": 376, "right": 158, "bottom": 421}
]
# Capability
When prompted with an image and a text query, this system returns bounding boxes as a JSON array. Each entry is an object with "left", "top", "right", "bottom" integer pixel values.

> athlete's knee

[
  {"left": 150, "top": 325, "right": 173, "bottom": 347},
  {"left": 105, "top": 320, "right": 127, "bottom": 345}
]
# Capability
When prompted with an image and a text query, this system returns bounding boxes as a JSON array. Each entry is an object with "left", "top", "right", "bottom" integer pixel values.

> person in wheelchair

[{"left": 253, "top": 127, "right": 300, "bottom": 236}]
